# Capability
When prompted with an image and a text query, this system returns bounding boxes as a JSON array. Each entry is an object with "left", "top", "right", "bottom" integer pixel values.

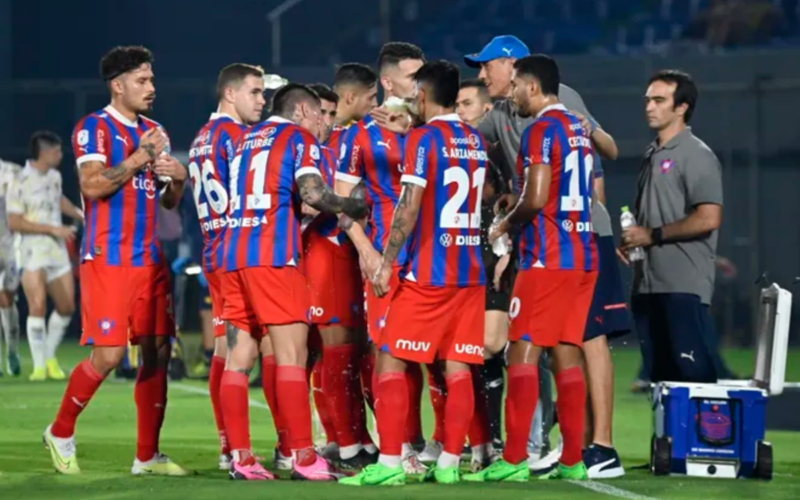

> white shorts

[
  {"left": 0, "top": 254, "right": 20, "bottom": 292},
  {"left": 20, "top": 239, "right": 71, "bottom": 284}
]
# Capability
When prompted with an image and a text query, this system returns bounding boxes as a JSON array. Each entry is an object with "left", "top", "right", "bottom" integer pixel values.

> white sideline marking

[
  {"left": 171, "top": 382, "right": 271, "bottom": 411},
  {"left": 569, "top": 480, "right": 662, "bottom": 500}
]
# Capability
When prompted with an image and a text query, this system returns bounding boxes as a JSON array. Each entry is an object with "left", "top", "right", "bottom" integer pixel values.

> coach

[{"left": 621, "top": 70, "right": 723, "bottom": 384}]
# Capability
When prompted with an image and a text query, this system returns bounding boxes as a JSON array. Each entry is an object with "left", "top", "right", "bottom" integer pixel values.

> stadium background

[{"left": 2, "top": 0, "right": 799, "bottom": 347}]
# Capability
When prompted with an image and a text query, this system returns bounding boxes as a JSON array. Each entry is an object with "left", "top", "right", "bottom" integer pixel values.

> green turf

[{"left": 1, "top": 340, "right": 798, "bottom": 500}]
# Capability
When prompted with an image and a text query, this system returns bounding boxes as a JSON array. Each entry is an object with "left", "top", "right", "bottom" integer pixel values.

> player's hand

[
  {"left": 489, "top": 218, "right": 510, "bottom": 245},
  {"left": 494, "top": 193, "right": 519, "bottom": 215},
  {"left": 370, "top": 107, "right": 411, "bottom": 135},
  {"left": 573, "top": 112, "right": 595, "bottom": 136},
  {"left": 302, "top": 203, "right": 320, "bottom": 216},
  {"left": 616, "top": 247, "right": 631, "bottom": 266},
  {"left": 136, "top": 128, "right": 168, "bottom": 164},
  {"left": 359, "top": 246, "right": 382, "bottom": 284},
  {"left": 372, "top": 263, "right": 393, "bottom": 298},
  {"left": 154, "top": 155, "right": 188, "bottom": 182},
  {"left": 621, "top": 225, "right": 653, "bottom": 250},
  {"left": 51, "top": 225, "right": 76, "bottom": 241}
]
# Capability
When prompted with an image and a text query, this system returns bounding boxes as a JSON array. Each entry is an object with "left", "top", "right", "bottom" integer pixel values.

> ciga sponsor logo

[
  {"left": 455, "top": 344, "right": 484, "bottom": 357},
  {"left": 395, "top": 339, "right": 431, "bottom": 352},
  {"left": 132, "top": 175, "right": 157, "bottom": 199}
]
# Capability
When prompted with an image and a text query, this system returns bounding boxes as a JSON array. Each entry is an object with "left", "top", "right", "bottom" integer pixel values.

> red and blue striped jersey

[
  {"left": 221, "top": 116, "right": 322, "bottom": 271},
  {"left": 325, "top": 122, "right": 354, "bottom": 158},
  {"left": 188, "top": 113, "right": 247, "bottom": 273},
  {"left": 399, "top": 114, "right": 487, "bottom": 287},
  {"left": 72, "top": 105, "right": 170, "bottom": 267},
  {"left": 303, "top": 145, "right": 346, "bottom": 243},
  {"left": 516, "top": 104, "right": 598, "bottom": 271},
  {"left": 335, "top": 115, "right": 405, "bottom": 260}
]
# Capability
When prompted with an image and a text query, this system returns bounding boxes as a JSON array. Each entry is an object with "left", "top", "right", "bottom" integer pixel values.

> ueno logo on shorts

[
  {"left": 395, "top": 339, "right": 430, "bottom": 352},
  {"left": 310, "top": 306, "right": 324, "bottom": 317},
  {"left": 455, "top": 344, "right": 484, "bottom": 357}
]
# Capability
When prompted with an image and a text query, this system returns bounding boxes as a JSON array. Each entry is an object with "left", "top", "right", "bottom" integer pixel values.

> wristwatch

[{"left": 652, "top": 227, "right": 664, "bottom": 246}]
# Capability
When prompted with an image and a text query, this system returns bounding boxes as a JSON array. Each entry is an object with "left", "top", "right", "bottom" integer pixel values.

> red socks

[
  {"left": 376, "top": 372, "right": 407, "bottom": 456},
  {"left": 261, "top": 355, "right": 290, "bottom": 456},
  {"left": 134, "top": 366, "right": 168, "bottom": 462},
  {"left": 311, "top": 359, "right": 337, "bottom": 445},
  {"left": 443, "top": 371, "right": 474, "bottom": 456},
  {"left": 405, "top": 363, "right": 423, "bottom": 444},
  {"left": 277, "top": 365, "right": 314, "bottom": 462},
  {"left": 468, "top": 367, "right": 491, "bottom": 447},
  {"left": 503, "top": 363, "right": 540, "bottom": 465},
  {"left": 427, "top": 364, "right": 447, "bottom": 443},
  {"left": 220, "top": 370, "right": 255, "bottom": 465},
  {"left": 52, "top": 358, "right": 105, "bottom": 438},
  {"left": 322, "top": 344, "right": 359, "bottom": 448},
  {"left": 556, "top": 366, "right": 587, "bottom": 466},
  {"left": 209, "top": 356, "right": 228, "bottom": 454}
]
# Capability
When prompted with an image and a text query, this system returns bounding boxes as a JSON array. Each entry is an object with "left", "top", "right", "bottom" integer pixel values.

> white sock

[
  {"left": 339, "top": 444, "right": 362, "bottom": 461},
  {"left": 26, "top": 316, "right": 47, "bottom": 370},
  {"left": 46, "top": 311, "right": 71, "bottom": 360},
  {"left": 378, "top": 454, "right": 401, "bottom": 468},
  {"left": 363, "top": 442, "right": 378, "bottom": 454},
  {"left": 0, "top": 305, "right": 19, "bottom": 354},
  {"left": 401, "top": 442, "right": 413, "bottom": 457},
  {"left": 436, "top": 451, "right": 460, "bottom": 470}
]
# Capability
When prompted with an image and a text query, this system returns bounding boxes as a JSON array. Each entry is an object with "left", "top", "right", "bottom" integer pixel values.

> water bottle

[{"left": 620, "top": 206, "right": 645, "bottom": 262}]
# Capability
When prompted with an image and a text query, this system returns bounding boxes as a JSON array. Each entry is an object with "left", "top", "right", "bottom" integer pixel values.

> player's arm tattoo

[
  {"left": 337, "top": 181, "right": 368, "bottom": 232},
  {"left": 381, "top": 183, "right": 422, "bottom": 266},
  {"left": 297, "top": 173, "right": 368, "bottom": 220},
  {"left": 79, "top": 155, "right": 147, "bottom": 200}
]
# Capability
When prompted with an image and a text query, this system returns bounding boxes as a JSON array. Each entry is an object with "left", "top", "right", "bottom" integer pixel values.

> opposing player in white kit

[
  {"left": 0, "top": 158, "right": 22, "bottom": 377},
  {"left": 6, "top": 131, "right": 84, "bottom": 381}
]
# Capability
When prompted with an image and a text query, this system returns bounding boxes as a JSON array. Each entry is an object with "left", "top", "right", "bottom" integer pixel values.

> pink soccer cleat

[
  {"left": 229, "top": 460, "right": 276, "bottom": 481},
  {"left": 290, "top": 452, "right": 342, "bottom": 481}
]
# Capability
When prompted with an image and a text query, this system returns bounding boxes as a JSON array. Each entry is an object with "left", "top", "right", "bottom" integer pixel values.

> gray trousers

[{"left": 528, "top": 352, "right": 554, "bottom": 454}]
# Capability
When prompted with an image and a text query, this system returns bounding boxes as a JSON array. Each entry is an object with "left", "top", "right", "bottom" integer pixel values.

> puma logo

[
  {"left": 681, "top": 351, "right": 695, "bottom": 363},
  {"left": 502, "top": 47, "right": 513, "bottom": 56},
  {"left": 71, "top": 397, "right": 87, "bottom": 408},
  {"left": 115, "top": 135, "right": 129, "bottom": 147},
  {"left": 377, "top": 139, "right": 391, "bottom": 150}
]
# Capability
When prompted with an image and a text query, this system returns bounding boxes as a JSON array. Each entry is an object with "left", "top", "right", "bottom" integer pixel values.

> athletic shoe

[
  {"left": 43, "top": 424, "right": 80, "bottom": 475},
  {"left": 318, "top": 442, "right": 340, "bottom": 461},
  {"left": 229, "top": 460, "right": 275, "bottom": 480},
  {"left": 339, "top": 463, "right": 406, "bottom": 486},
  {"left": 491, "top": 438, "right": 505, "bottom": 454},
  {"left": 462, "top": 459, "right": 529, "bottom": 483},
  {"left": 46, "top": 358, "right": 66, "bottom": 381},
  {"left": 538, "top": 461, "right": 588, "bottom": 480},
  {"left": 584, "top": 445, "right": 625, "bottom": 479},
  {"left": 401, "top": 450, "right": 428, "bottom": 475},
  {"left": 630, "top": 379, "right": 650, "bottom": 394},
  {"left": 290, "top": 452, "right": 341, "bottom": 481},
  {"left": 469, "top": 443, "right": 498, "bottom": 473},
  {"left": 529, "top": 437, "right": 562, "bottom": 472},
  {"left": 418, "top": 440, "right": 442, "bottom": 463},
  {"left": 7, "top": 351, "right": 21, "bottom": 376},
  {"left": 131, "top": 453, "right": 190, "bottom": 476},
  {"left": 273, "top": 448, "right": 293, "bottom": 471},
  {"left": 190, "top": 360, "right": 210, "bottom": 379},
  {"left": 421, "top": 464, "right": 460, "bottom": 484},
  {"left": 29, "top": 367, "right": 47, "bottom": 382},
  {"left": 218, "top": 453, "right": 232, "bottom": 471},
  {"left": 337, "top": 449, "right": 377, "bottom": 473}
]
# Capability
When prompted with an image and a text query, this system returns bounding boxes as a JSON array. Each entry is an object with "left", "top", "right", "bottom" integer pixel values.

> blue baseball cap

[{"left": 464, "top": 35, "right": 530, "bottom": 68}]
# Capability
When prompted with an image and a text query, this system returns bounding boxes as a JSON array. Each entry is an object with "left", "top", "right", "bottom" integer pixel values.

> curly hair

[{"left": 100, "top": 46, "right": 154, "bottom": 81}]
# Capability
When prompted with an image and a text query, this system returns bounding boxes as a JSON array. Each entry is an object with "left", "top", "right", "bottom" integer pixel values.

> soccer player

[
  {"left": 341, "top": 60, "right": 487, "bottom": 487},
  {"left": 219, "top": 83, "right": 368, "bottom": 481},
  {"left": 456, "top": 79, "right": 493, "bottom": 126},
  {"left": 7, "top": 131, "right": 82, "bottom": 381},
  {"left": 43, "top": 45, "right": 189, "bottom": 476},
  {"left": 465, "top": 55, "right": 597, "bottom": 483},
  {"left": 334, "top": 42, "right": 429, "bottom": 474},
  {"left": 186, "top": 63, "right": 267, "bottom": 471},
  {"left": 328, "top": 63, "right": 379, "bottom": 151},
  {"left": 0, "top": 158, "right": 22, "bottom": 377}
]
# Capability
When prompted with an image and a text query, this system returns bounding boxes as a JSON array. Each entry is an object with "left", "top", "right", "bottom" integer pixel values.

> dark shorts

[
  {"left": 633, "top": 292, "right": 718, "bottom": 383},
  {"left": 486, "top": 288, "right": 510, "bottom": 312},
  {"left": 199, "top": 282, "right": 212, "bottom": 311},
  {"left": 584, "top": 235, "right": 632, "bottom": 341}
]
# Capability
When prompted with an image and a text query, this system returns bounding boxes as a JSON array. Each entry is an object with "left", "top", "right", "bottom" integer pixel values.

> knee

[
  {"left": 27, "top": 296, "right": 47, "bottom": 316},
  {"left": 139, "top": 337, "right": 172, "bottom": 368},
  {"left": 213, "top": 336, "right": 228, "bottom": 358},
  {"left": 91, "top": 347, "right": 127, "bottom": 375},
  {"left": 55, "top": 303, "right": 76, "bottom": 317},
  {"left": 275, "top": 341, "right": 307, "bottom": 366}
]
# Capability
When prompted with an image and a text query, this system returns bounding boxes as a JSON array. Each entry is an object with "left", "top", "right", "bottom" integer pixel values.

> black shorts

[
  {"left": 584, "top": 235, "right": 631, "bottom": 341},
  {"left": 633, "top": 292, "right": 718, "bottom": 383},
  {"left": 486, "top": 288, "right": 510, "bottom": 312}
]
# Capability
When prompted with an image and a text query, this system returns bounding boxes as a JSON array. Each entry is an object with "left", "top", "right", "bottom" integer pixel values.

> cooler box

[{"left": 649, "top": 283, "right": 792, "bottom": 480}]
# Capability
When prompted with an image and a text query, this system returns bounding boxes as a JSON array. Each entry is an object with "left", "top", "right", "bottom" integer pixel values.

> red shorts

[
  {"left": 509, "top": 268, "right": 598, "bottom": 347},
  {"left": 206, "top": 270, "right": 226, "bottom": 338},
  {"left": 221, "top": 266, "right": 311, "bottom": 339},
  {"left": 380, "top": 282, "right": 485, "bottom": 365},
  {"left": 365, "top": 266, "right": 401, "bottom": 343},
  {"left": 79, "top": 261, "right": 175, "bottom": 347},
  {"left": 304, "top": 235, "right": 364, "bottom": 329}
]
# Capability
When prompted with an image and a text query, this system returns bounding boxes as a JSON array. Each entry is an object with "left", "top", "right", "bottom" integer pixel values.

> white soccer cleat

[
  {"left": 131, "top": 452, "right": 189, "bottom": 476},
  {"left": 418, "top": 441, "right": 443, "bottom": 463},
  {"left": 401, "top": 450, "right": 428, "bottom": 475},
  {"left": 218, "top": 453, "right": 232, "bottom": 471},
  {"left": 274, "top": 448, "right": 293, "bottom": 471},
  {"left": 529, "top": 438, "right": 562, "bottom": 472}
]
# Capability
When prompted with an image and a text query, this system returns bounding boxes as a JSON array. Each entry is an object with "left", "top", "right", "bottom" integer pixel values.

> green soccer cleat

[
  {"left": 338, "top": 463, "right": 406, "bottom": 486},
  {"left": 462, "top": 459, "right": 529, "bottom": 483},
  {"left": 43, "top": 424, "right": 80, "bottom": 475},
  {"left": 421, "top": 464, "right": 460, "bottom": 484},
  {"left": 539, "top": 461, "right": 589, "bottom": 481}
]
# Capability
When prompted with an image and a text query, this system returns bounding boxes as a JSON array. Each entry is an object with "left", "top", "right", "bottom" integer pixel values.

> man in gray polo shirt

[
  {"left": 621, "top": 70, "right": 723, "bottom": 383},
  {"left": 465, "top": 35, "right": 628, "bottom": 478}
]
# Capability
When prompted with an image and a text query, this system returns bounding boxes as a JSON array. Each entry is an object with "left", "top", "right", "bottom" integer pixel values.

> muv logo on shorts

[
  {"left": 395, "top": 339, "right": 430, "bottom": 352},
  {"left": 455, "top": 344, "right": 484, "bottom": 357}
]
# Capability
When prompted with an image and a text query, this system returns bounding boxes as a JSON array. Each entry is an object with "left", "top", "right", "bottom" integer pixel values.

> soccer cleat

[
  {"left": 29, "top": 367, "right": 47, "bottom": 382},
  {"left": 274, "top": 448, "right": 293, "bottom": 471},
  {"left": 339, "top": 463, "right": 406, "bottom": 486},
  {"left": 290, "top": 452, "right": 341, "bottom": 481},
  {"left": 418, "top": 441, "right": 443, "bottom": 463},
  {"left": 7, "top": 351, "right": 21, "bottom": 376},
  {"left": 462, "top": 459, "right": 529, "bottom": 483},
  {"left": 336, "top": 449, "right": 377, "bottom": 473},
  {"left": 584, "top": 445, "right": 625, "bottom": 479},
  {"left": 131, "top": 453, "right": 190, "bottom": 476},
  {"left": 318, "top": 442, "right": 340, "bottom": 461},
  {"left": 190, "top": 360, "right": 210, "bottom": 379},
  {"left": 401, "top": 450, "right": 428, "bottom": 475},
  {"left": 539, "top": 461, "right": 589, "bottom": 481},
  {"left": 43, "top": 424, "right": 80, "bottom": 475},
  {"left": 529, "top": 438, "right": 562, "bottom": 472},
  {"left": 46, "top": 359, "right": 66, "bottom": 381},
  {"left": 229, "top": 460, "right": 276, "bottom": 480},
  {"left": 421, "top": 464, "right": 460, "bottom": 484},
  {"left": 218, "top": 453, "right": 232, "bottom": 471}
]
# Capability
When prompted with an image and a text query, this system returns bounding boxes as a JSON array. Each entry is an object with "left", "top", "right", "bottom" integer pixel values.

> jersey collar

[
  {"left": 104, "top": 105, "right": 138, "bottom": 128},
  {"left": 266, "top": 115, "right": 294, "bottom": 125},
  {"left": 535, "top": 103, "right": 567, "bottom": 119},
  {"left": 210, "top": 111, "right": 242, "bottom": 124},
  {"left": 427, "top": 113, "right": 461, "bottom": 124}
]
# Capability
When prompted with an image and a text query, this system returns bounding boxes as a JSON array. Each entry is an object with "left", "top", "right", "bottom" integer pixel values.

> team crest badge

[{"left": 660, "top": 159, "right": 674, "bottom": 174}]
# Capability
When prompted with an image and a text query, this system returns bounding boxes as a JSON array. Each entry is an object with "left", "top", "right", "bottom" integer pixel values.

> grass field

[{"left": 1, "top": 339, "right": 799, "bottom": 500}]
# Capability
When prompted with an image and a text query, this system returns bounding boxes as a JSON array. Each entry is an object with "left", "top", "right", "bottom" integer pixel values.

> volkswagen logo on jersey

[
  {"left": 439, "top": 233, "right": 453, "bottom": 247},
  {"left": 562, "top": 219, "right": 575, "bottom": 232}
]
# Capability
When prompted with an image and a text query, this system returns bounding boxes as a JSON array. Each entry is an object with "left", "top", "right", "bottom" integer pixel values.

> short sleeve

[
  {"left": 399, "top": 129, "right": 431, "bottom": 188},
  {"left": 593, "top": 152, "right": 604, "bottom": 179},
  {"left": 293, "top": 130, "right": 323, "bottom": 180},
  {"left": 684, "top": 145, "right": 723, "bottom": 207},
  {"left": 521, "top": 120, "right": 555, "bottom": 167},
  {"left": 559, "top": 84, "right": 597, "bottom": 125},
  {"left": 73, "top": 117, "right": 109, "bottom": 166},
  {"left": 5, "top": 176, "right": 24, "bottom": 215},
  {"left": 335, "top": 127, "right": 364, "bottom": 184},
  {"left": 477, "top": 108, "right": 499, "bottom": 143}
]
